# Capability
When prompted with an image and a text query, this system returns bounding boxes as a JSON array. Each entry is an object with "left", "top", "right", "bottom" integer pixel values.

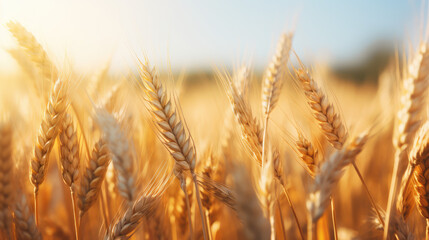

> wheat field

[{"left": 0, "top": 16, "right": 428, "bottom": 240}]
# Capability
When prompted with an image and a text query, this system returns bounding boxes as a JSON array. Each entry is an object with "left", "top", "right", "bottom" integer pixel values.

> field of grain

[{"left": 0, "top": 10, "right": 428, "bottom": 240}]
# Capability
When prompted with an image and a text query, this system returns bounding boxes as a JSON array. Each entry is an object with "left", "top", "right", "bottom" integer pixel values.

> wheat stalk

[
  {"left": 136, "top": 59, "right": 196, "bottom": 175},
  {"left": 31, "top": 78, "right": 69, "bottom": 225},
  {"left": 58, "top": 111, "right": 81, "bottom": 239},
  {"left": 136, "top": 58, "right": 208, "bottom": 239},
  {"left": 0, "top": 122, "right": 13, "bottom": 237},
  {"left": 95, "top": 108, "right": 136, "bottom": 204},
  {"left": 260, "top": 149, "right": 276, "bottom": 240},
  {"left": 31, "top": 79, "right": 69, "bottom": 188},
  {"left": 385, "top": 43, "right": 429, "bottom": 239},
  {"left": 77, "top": 138, "right": 111, "bottom": 217},
  {"left": 398, "top": 121, "right": 429, "bottom": 220}
]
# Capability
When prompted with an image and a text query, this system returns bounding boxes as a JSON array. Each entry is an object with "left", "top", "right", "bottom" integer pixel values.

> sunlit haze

[{"left": 0, "top": 0, "right": 421, "bottom": 73}]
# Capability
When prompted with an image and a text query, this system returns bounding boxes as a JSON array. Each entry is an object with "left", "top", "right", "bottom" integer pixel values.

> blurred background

[{"left": 0, "top": 0, "right": 424, "bottom": 83}]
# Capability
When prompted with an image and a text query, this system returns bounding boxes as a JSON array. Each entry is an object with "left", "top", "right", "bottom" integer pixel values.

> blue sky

[{"left": 0, "top": 0, "right": 421, "bottom": 72}]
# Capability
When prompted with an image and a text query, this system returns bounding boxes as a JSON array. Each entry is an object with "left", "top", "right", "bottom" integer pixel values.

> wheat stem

[
  {"left": 351, "top": 162, "right": 384, "bottom": 226},
  {"left": 70, "top": 189, "right": 79, "bottom": 240},
  {"left": 180, "top": 178, "right": 194, "bottom": 240},
  {"left": 192, "top": 172, "right": 209, "bottom": 240},
  {"left": 33, "top": 189, "right": 38, "bottom": 226},
  {"left": 280, "top": 184, "right": 304, "bottom": 240},
  {"left": 330, "top": 197, "right": 338, "bottom": 240},
  {"left": 276, "top": 196, "right": 286, "bottom": 240}
]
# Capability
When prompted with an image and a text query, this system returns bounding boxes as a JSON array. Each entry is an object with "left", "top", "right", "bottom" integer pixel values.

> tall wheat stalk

[
  {"left": 30, "top": 78, "right": 69, "bottom": 225},
  {"left": 294, "top": 61, "right": 384, "bottom": 226},
  {"left": 59, "top": 112, "right": 81, "bottom": 240},
  {"left": 307, "top": 132, "right": 368, "bottom": 224},
  {"left": 385, "top": 43, "right": 429, "bottom": 239},
  {"left": 136, "top": 58, "right": 208, "bottom": 240}
]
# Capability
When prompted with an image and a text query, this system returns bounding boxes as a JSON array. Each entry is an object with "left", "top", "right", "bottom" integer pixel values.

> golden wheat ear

[
  {"left": 95, "top": 108, "right": 137, "bottom": 205},
  {"left": 293, "top": 61, "right": 348, "bottom": 150},
  {"left": 77, "top": 138, "right": 111, "bottom": 217},
  {"left": 385, "top": 43, "right": 429, "bottom": 238},
  {"left": 104, "top": 171, "right": 171, "bottom": 240},
  {"left": 135, "top": 57, "right": 210, "bottom": 239},
  {"left": 218, "top": 69, "right": 263, "bottom": 165},
  {"left": 262, "top": 32, "right": 293, "bottom": 118},
  {"left": 0, "top": 122, "right": 13, "bottom": 238},
  {"left": 307, "top": 132, "right": 368, "bottom": 223},
  {"left": 30, "top": 77, "right": 71, "bottom": 225}
]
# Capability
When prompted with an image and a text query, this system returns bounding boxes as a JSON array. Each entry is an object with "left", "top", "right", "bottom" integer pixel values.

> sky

[{"left": 0, "top": 0, "right": 422, "bottom": 73}]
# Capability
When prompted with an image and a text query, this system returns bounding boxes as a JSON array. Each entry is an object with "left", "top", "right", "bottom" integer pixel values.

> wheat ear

[
  {"left": 294, "top": 66, "right": 348, "bottom": 150},
  {"left": 59, "top": 113, "right": 80, "bottom": 188},
  {"left": 7, "top": 21, "right": 58, "bottom": 81},
  {"left": 136, "top": 58, "right": 208, "bottom": 240},
  {"left": 13, "top": 194, "right": 42, "bottom": 240},
  {"left": 307, "top": 132, "right": 368, "bottom": 222},
  {"left": 221, "top": 71, "right": 264, "bottom": 164},
  {"left": 58, "top": 112, "right": 81, "bottom": 239},
  {"left": 262, "top": 33, "right": 293, "bottom": 118},
  {"left": 77, "top": 138, "right": 111, "bottom": 217},
  {"left": 385, "top": 43, "right": 429, "bottom": 239},
  {"left": 59, "top": 113, "right": 80, "bottom": 187},
  {"left": 31, "top": 78, "right": 69, "bottom": 225},
  {"left": 0, "top": 122, "right": 13, "bottom": 237},
  {"left": 95, "top": 109, "right": 136, "bottom": 204},
  {"left": 104, "top": 195, "right": 160, "bottom": 240},
  {"left": 296, "top": 132, "right": 319, "bottom": 177}
]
